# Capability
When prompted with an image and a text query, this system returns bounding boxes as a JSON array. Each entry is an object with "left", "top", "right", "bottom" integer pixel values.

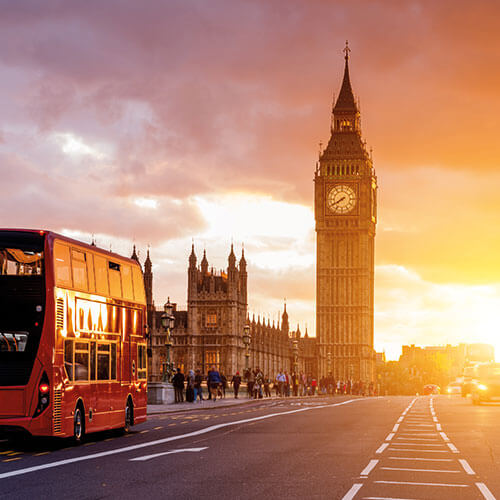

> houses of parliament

[{"left": 135, "top": 44, "right": 376, "bottom": 382}]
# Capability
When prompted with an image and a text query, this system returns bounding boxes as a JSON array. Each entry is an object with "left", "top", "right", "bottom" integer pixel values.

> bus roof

[{"left": 0, "top": 229, "right": 140, "bottom": 267}]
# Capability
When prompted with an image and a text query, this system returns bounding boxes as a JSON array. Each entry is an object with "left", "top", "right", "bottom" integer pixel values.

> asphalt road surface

[{"left": 1, "top": 395, "right": 499, "bottom": 499}]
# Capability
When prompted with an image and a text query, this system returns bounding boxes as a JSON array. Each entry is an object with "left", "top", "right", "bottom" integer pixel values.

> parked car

[{"left": 471, "top": 363, "right": 500, "bottom": 405}]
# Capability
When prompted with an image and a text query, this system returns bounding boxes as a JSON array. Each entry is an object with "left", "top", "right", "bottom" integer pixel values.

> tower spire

[{"left": 334, "top": 41, "right": 357, "bottom": 112}]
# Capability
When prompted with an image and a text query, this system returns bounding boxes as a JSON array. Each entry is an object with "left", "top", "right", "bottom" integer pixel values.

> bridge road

[{"left": 0, "top": 395, "right": 498, "bottom": 499}]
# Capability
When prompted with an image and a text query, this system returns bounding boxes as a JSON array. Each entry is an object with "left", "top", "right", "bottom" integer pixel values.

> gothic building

[
  {"left": 139, "top": 246, "right": 309, "bottom": 380},
  {"left": 314, "top": 44, "right": 377, "bottom": 381}
]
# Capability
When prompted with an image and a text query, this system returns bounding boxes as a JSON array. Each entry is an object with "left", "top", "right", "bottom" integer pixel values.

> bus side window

[
  {"left": 108, "top": 261, "right": 122, "bottom": 298},
  {"left": 94, "top": 255, "right": 109, "bottom": 296},
  {"left": 90, "top": 341, "right": 96, "bottom": 380},
  {"left": 54, "top": 242, "right": 72, "bottom": 288},
  {"left": 110, "top": 343, "right": 117, "bottom": 380},
  {"left": 121, "top": 265, "right": 134, "bottom": 301},
  {"left": 64, "top": 340, "right": 74, "bottom": 381},
  {"left": 132, "top": 266, "right": 146, "bottom": 303},
  {"left": 86, "top": 253, "right": 96, "bottom": 293},
  {"left": 71, "top": 249, "right": 88, "bottom": 291},
  {"left": 97, "top": 343, "right": 110, "bottom": 380},
  {"left": 74, "top": 342, "right": 89, "bottom": 381},
  {"left": 137, "top": 345, "right": 147, "bottom": 380}
]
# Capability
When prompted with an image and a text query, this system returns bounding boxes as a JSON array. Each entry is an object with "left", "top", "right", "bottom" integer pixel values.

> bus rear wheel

[
  {"left": 124, "top": 400, "right": 133, "bottom": 433},
  {"left": 73, "top": 405, "right": 85, "bottom": 444}
]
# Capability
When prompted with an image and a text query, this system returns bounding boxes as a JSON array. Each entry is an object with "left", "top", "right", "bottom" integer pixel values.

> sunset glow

[{"left": 2, "top": 1, "right": 500, "bottom": 360}]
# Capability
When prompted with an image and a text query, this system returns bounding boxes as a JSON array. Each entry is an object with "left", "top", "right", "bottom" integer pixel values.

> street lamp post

[
  {"left": 161, "top": 298, "right": 175, "bottom": 383},
  {"left": 327, "top": 350, "right": 332, "bottom": 375},
  {"left": 292, "top": 338, "right": 299, "bottom": 375},
  {"left": 242, "top": 324, "right": 251, "bottom": 371}
]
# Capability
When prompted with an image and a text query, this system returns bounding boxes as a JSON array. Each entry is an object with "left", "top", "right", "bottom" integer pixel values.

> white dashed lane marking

[{"left": 341, "top": 396, "right": 496, "bottom": 500}]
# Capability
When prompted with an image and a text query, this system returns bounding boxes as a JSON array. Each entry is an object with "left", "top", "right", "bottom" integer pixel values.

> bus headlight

[{"left": 477, "top": 384, "right": 488, "bottom": 391}]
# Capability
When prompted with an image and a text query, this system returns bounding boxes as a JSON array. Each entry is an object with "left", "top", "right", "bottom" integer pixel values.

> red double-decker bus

[{"left": 0, "top": 229, "right": 148, "bottom": 442}]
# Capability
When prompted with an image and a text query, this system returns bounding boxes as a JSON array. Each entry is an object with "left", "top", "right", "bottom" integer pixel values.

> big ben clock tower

[{"left": 314, "top": 43, "right": 377, "bottom": 382}]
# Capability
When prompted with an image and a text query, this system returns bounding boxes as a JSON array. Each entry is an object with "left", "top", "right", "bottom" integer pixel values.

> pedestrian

[
  {"left": 186, "top": 369, "right": 195, "bottom": 402},
  {"left": 264, "top": 376, "right": 271, "bottom": 397},
  {"left": 246, "top": 368, "right": 255, "bottom": 398},
  {"left": 276, "top": 369, "right": 286, "bottom": 397},
  {"left": 172, "top": 368, "right": 185, "bottom": 403},
  {"left": 232, "top": 371, "right": 242, "bottom": 398},
  {"left": 207, "top": 365, "right": 222, "bottom": 402},
  {"left": 194, "top": 369, "right": 204, "bottom": 402},
  {"left": 255, "top": 369, "right": 264, "bottom": 399},
  {"left": 220, "top": 373, "right": 227, "bottom": 398}
]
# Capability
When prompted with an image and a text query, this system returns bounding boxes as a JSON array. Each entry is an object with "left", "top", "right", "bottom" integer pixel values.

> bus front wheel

[{"left": 73, "top": 405, "right": 85, "bottom": 444}]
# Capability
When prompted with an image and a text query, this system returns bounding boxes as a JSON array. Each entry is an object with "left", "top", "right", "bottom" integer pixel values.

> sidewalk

[{"left": 147, "top": 395, "right": 280, "bottom": 415}]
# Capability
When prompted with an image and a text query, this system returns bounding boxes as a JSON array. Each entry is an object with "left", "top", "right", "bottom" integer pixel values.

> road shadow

[{"left": 0, "top": 427, "right": 138, "bottom": 454}]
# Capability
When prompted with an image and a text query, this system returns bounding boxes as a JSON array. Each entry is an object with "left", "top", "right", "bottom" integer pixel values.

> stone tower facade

[
  {"left": 314, "top": 45, "right": 377, "bottom": 382},
  {"left": 180, "top": 244, "right": 248, "bottom": 375}
]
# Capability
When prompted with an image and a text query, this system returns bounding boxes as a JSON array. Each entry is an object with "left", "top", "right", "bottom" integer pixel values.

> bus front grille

[
  {"left": 55, "top": 298, "right": 64, "bottom": 330},
  {"left": 53, "top": 390, "right": 62, "bottom": 434}
]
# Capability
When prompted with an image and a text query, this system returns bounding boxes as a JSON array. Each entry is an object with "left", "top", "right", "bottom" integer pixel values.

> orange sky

[{"left": 2, "top": 1, "right": 500, "bottom": 359}]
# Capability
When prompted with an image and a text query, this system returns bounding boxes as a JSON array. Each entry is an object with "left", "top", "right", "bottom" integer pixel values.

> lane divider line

[
  {"left": 385, "top": 433, "right": 395, "bottom": 441},
  {"left": 375, "top": 443, "right": 389, "bottom": 454},
  {"left": 360, "top": 459, "right": 379, "bottom": 477},
  {"left": 381, "top": 466, "right": 460, "bottom": 473},
  {"left": 388, "top": 456, "right": 453, "bottom": 462},
  {"left": 374, "top": 480, "right": 468, "bottom": 488},
  {"left": 439, "top": 432, "right": 450, "bottom": 442},
  {"left": 447, "top": 443, "right": 459, "bottom": 453},
  {"left": 476, "top": 482, "right": 496, "bottom": 500},
  {"left": 341, "top": 483, "right": 363, "bottom": 500},
  {"left": 459, "top": 459, "right": 476, "bottom": 475}
]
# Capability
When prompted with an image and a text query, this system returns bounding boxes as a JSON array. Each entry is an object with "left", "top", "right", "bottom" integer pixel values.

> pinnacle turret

[
  {"left": 144, "top": 248, "right": 152, "bottom": 273},
  {"left": 189, "top": 243, "right": 197, "bottom": 268},
  {"left": 201, "top": 249, "right": 208, "bottom": 274},
  {"left": 131, "top": 245, "right": 139, "bottom": 264}
]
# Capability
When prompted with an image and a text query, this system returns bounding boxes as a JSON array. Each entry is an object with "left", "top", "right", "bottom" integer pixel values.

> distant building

[{"left": 138, "top": 246, "right": 318, "bottom": 380}]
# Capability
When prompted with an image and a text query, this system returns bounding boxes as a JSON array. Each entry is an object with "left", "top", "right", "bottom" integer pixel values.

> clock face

[{"left": 327, "top": 184, "right": 357, "bottom": 214}]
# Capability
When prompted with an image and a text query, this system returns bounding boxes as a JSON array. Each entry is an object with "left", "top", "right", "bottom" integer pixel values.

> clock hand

[{"left": 332, "top": 196, "right": 346, "bottom": 206}]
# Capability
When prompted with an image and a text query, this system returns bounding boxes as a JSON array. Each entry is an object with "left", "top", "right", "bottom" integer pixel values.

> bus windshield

[{"left": 0, "top": 231, "right": 46, "bottom": 385}]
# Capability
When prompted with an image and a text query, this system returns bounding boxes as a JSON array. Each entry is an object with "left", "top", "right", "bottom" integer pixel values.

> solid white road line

[
  {"left": 0, "top": 398, "right": 366, "bottom": 480},
  {"left": 381, "top": 467, "right": 460, "bottom": 473},
  {"left": 385, "top": 433, "right": 395, "bottom": 441},
  {"left": 360, "top": 459, "right": 379, "bottom": 477},
  {"left": 390, "top": 443, "right": 444, "bottom": 447},
  {"left": 342, "top": 483, "right": 364, "bottom": 500},
  {"left": 376, "top": 443, "right": 389, "bottom": 454},
  {"left": 374, "top": 480, "right": 468, "bottom": 488},
  {"left": 392, "top": 424, "right": 400, "bottom": 432},
  {"left": 447, "top": 443, "right": 459, "bottom": 453},
  {"left": 399, "top": 433, "right": 437, "bottom": 436},
  {"left": 476, "top": 482, "right": 497, "bottom": 500},
  {"left": 388, "top": 457, "right": 453, "bottom": 462},
  {"left": 362, "top": 497, "right": 419, "bottom": 500},
  {"left": 388, "top": 448, "right": 448, "bottom": 453},
  {"left": 396, "top": 437, "right": 438, "bottom": 441},
  {"left": 130, "top": 447, "right": 207, "bottom": 462},
  {"left": 459, "top": 459, "right": 476, "bottom": 475}
]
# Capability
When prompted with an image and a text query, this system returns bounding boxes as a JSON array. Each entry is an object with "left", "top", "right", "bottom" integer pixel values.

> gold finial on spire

[{"left": 343, "top": 40, "right": 351, "bottom": 61}]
